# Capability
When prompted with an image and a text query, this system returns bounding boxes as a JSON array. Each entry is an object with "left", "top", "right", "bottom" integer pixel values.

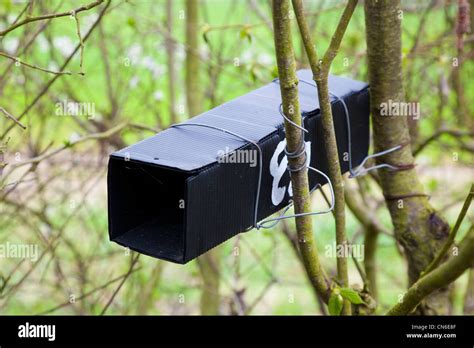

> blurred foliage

[{"left": 0, "top": 0, "right": 472, "bottom": 315}]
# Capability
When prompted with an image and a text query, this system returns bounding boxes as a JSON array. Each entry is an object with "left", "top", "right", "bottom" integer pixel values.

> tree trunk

[
  {"left": 364, "top": 0, "right": 451, "bottom": 314},
  {"left": 185, "top": 0, "right": 221, "bottom": 315},
  {"left": 166, "top": 0, "right": 177, "bottom": 125}
]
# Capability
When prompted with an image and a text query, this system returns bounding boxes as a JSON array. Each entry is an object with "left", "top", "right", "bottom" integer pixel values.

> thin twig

[
  {"left": 0, "top": 0, "right": 111, "bottom": 139},
  {"left": 73, "top": 12, "right": 85, "bottom": 74},
  {"left": 0, "top": 0, "right": 104, "bottom": 37},
  {"left": 0, "top": 51, "right": 76, "bottom": 75},
  {"left": 413, "top": 128, "right": 474, "bottom": 156},
  {"left": 8, "top": 122, "right": 127, "bottom": 171},
  {"left": 0, "top": 107, "right": 26, "bottom": 129},
  {"left": 100, "top": 254, "right": 140, "bottom": 315},
  {"left": 38, "top": 265, "right": 142, "bottom": 315}
]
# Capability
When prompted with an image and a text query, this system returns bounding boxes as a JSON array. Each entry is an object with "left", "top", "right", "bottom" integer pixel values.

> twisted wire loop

[{"left": 256, "top": 80, "right": 336, "bottom": 229}]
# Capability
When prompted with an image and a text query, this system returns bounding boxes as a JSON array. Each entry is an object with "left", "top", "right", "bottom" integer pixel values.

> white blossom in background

[
  {"left": 53, "top": 36, "right": 75, "bottom": 57},
  {"left": 127, "top": 43, "right": 142, "bottom": 65},
  {"left": 94, "top": 112, "right": 103, "bottom": 121},
  {"left": 15, "top": 75, "right": 25, "bottom": 85},
  {"left": 141, "top": 56, "right": 165, "bottom": 79},
  {"left": 40, "top": 222, "right": 52, "bottom": 238},
  {"left": 6, "top": 14, "right": 17, "bottom": 24},
  {"left": 48, "top": 62, "right": 60, "bottom": 72},
  {"left": 241, "top": 49, "right": 254, "bottom": 64},
  {"left": 36, "top": 34, "right": 50, "bottom": 52},
  {"left": 175, "top": 45, "right": 186, "bottom": 62},
  {"left": 69, "top": 132, "right": 81, "bottom": 143},
  {"left": 4, "top": 38, "right": 19, "bottom": 54},
  {"left": 257, "top": 53, "right": 273, "bottom": 66},
  {"left": 153, "top": 90, "right": 164, "bottom": 101},
  {"left": 199, "top": 46, "right": 210, "bottom": 60},
  {"left": 129, "top": 76, "right": 140, "bottom": 89},
  {"left": 82, "top": 13, "right": 99, "bottom": 32}
]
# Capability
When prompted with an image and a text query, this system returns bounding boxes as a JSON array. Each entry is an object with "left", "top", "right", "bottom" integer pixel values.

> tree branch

[
  {"left": 321, "top": 0, "right": 359, "bottom": 71},
  {"left": 7, "top": 122, "right": 128, "bottom": 171},
  {"left": 0, "top": 0, "right": 111, "bottom": 140},
  {"left": 423, "top": 184, "right": 474, "bottom": 275},
  {"left": 0, "top": 0, "right": 104, "bottom": 37},
  {"left": 0, "top": 51, "right": 78, "bottom": 76},
  {"left": 0, "top": 106, "right": 26, "bottom": 130},
  {"left": 413, "top": 128, "right": 474, "bottom": 156},
  {"left": 272, "top": 0, "right": 331, "bottom": 304},
  {"left": 387, "top": 225, "right": 474, "bottom": 315},
  {"left": 292, "top": 0, "right": 358, "bottom": 314}
]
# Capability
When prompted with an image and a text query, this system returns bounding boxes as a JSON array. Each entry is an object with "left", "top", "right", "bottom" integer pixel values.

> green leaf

[
  {"left": 340, "top": 287, "right": 365, "bottom": 305},
  {"left": 0, "top": 274, "right": 5, "bottom": 293},
  {"left": 239, "top": 27, "right": 252, "bottom": 43},
  {"left": 127, "top": 17, "right": 136, "bottom": 28},
  {"left": 271, "top": 65, "right": 279, "bottom": 79},
  {"left": 3, "top": 0, "right": 12, "bottom": 12},
  {"left": 202, "top": 23, "right": 210, "bottom": 45},
  {"left": 249, "top": 65, "right": 259, "bottom": 82},
  {"left": 328, "top": 293, "right": 343, "bottom": 316},
  {"left": 202, "top": 31, "right": 210, "bottom": 44}
]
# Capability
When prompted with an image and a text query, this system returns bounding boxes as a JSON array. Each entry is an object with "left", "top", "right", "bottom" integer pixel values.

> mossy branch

[
  {"left": 321, "top": 0, "right": 358, "bottom": 72},
  {"left": 423, "top": 184, "right": 474, "bottom": 275},
  {"left": 387, "top": 225, "right": 474, "bottom": 315},
  {"left": 272, "top": 0, "right": 331, "bottom": 304},
  {"left": 292, "top": 0, "right": 358, "bottom": 315}
]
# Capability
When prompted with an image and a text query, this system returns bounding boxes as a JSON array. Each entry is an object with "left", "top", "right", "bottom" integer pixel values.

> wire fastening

[
  {"left": 171, "top": 111, "right": 336, "bottom": 231},
  {"left": 256, "top": 79, "right": 336, "bottom": 229},
  {"left": 296, "top": 78, "right": 403, "bottom": 178}
]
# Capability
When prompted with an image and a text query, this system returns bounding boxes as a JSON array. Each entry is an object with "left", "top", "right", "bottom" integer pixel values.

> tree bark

[
  {"left": 185, "top": 0, "right": 220, "bottom": 315},
  {"left": 292, "top": 0, "right": 358, "bottom": 315},
  {"left": 272, "top": 0, "right": 331, "bottom": 305},
  {"left": 387, "top": 226, "right": 474, "bottom": 315},
  {"left": 364, "top": 0, "right": 451, "bottom": 314},
  {"left": 185, "top": 0, "right": 201, "bottom": 117},
  {"left": 166, "top": 0, "right": 177, "bottom": 125}
]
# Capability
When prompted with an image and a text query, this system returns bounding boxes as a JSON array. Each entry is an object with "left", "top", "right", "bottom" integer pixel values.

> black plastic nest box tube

[{"left": 107, "top": 69, "right": 370, "bottom": 264}]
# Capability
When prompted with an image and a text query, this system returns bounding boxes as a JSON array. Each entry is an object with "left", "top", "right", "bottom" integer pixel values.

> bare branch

[
  {"left": 273, "top": 0, "right": 331, "bottom": 304},
  {"left": 8, "top": 122, "right": 127, "bottom": 171},
  {"left": 0, "top": 106, "right": 26, "bottom": 130},
  {"left": 414, "top": 128, "right": 474, "bottom": 156},
  {"left": 423, "top": 184, "right": 474, "bottom": 275},
  {"left": 292, "top": 0, "right": 358, "bottom": 314},
  {"left": 0, "top": 0, "right": 112, "bottom": 139},
  {"left": 387, "top": 225, "right": 474, "bottom": 315},
  {"left": 0, "top": 51, "right": 77, "bottom": 76},
  {"left": 0, "top": 0, "right": 104, "bottom": 37}
]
